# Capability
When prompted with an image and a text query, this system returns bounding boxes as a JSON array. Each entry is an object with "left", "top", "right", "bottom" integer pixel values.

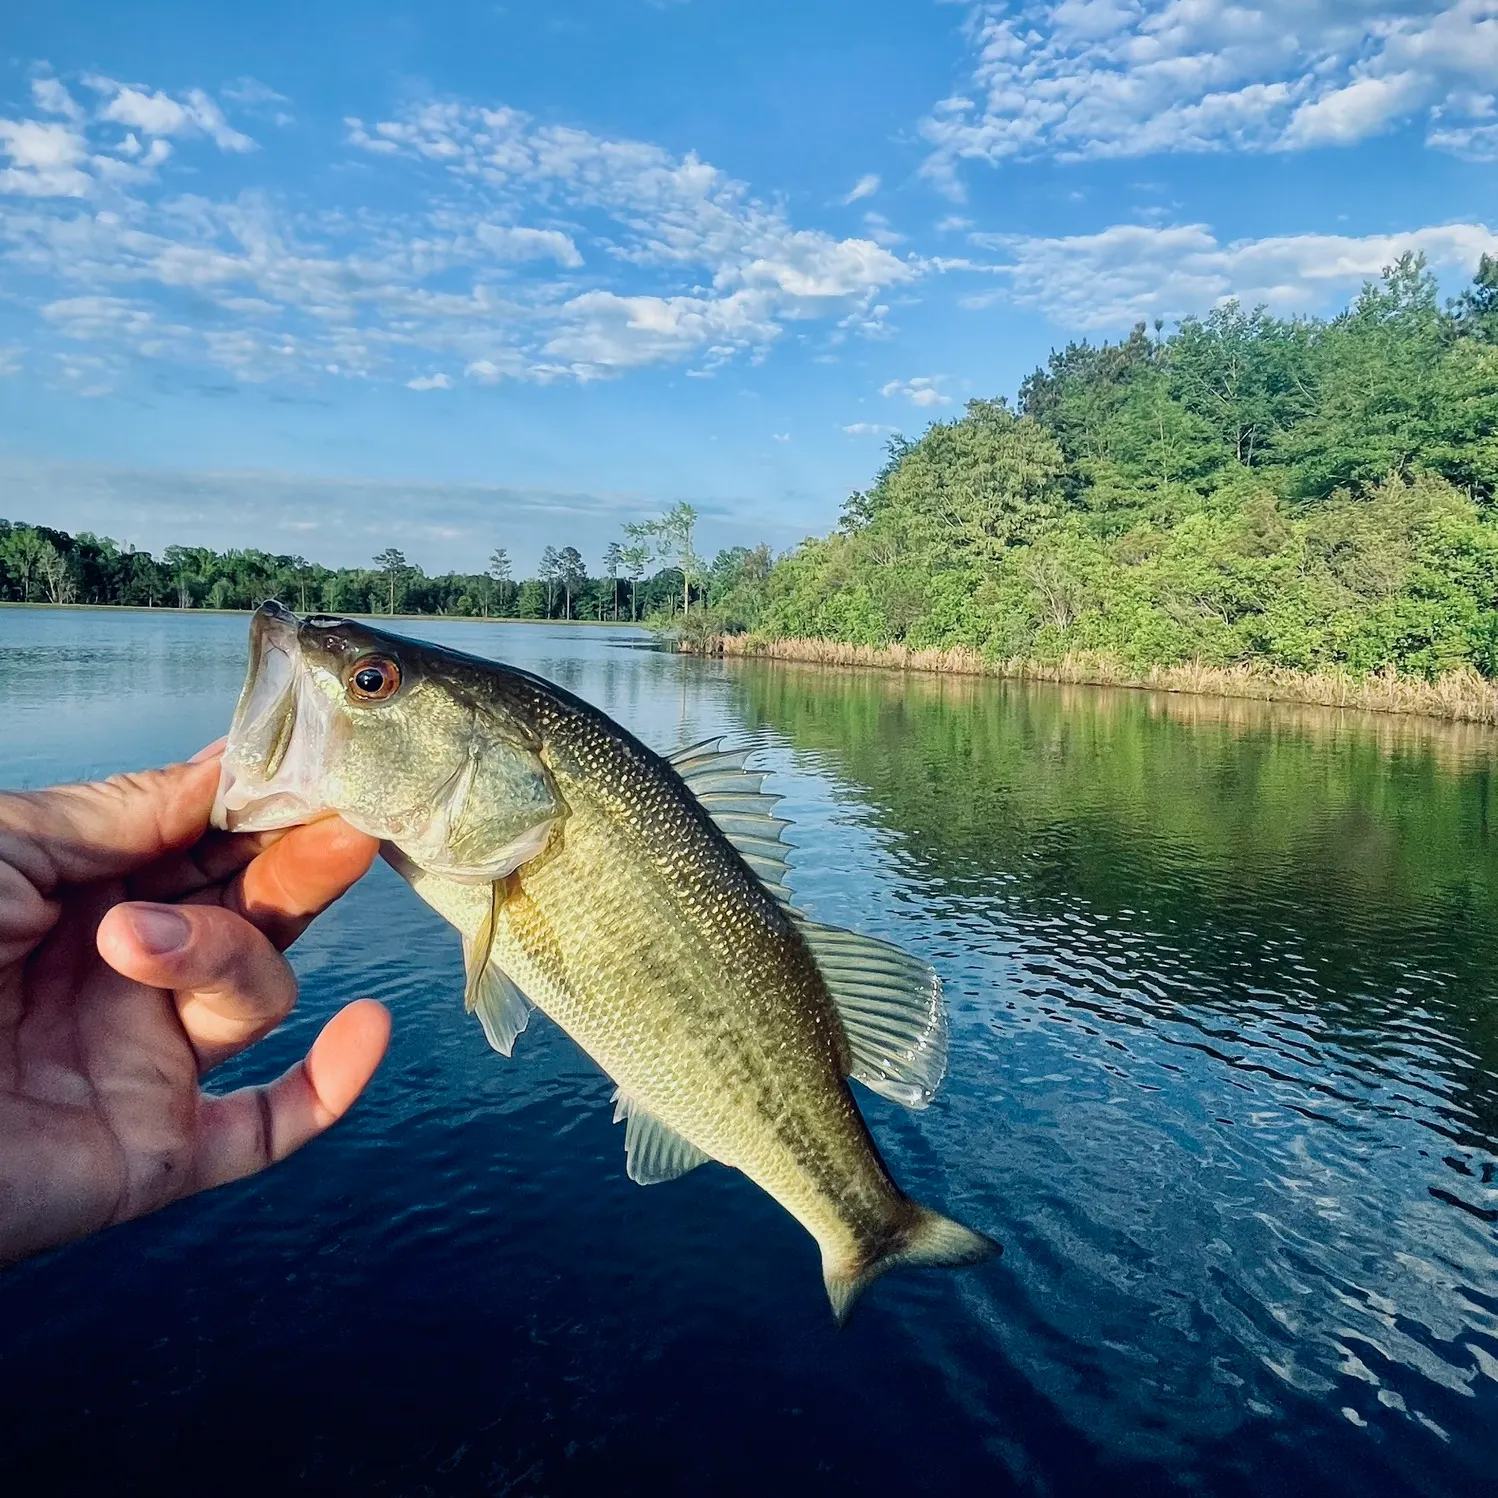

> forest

[
  {"left": 737, "top": 252, "right": 1498, "bottom": 680},
  {"left": 5, "top": 252, "right": 1498, "bottom": 685},
  {"left": 0, "top": 500, "right": 773, "bottom": 627}
]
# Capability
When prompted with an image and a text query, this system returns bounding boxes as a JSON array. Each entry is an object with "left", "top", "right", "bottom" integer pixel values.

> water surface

[{"left": 1, "top": 606, "right": 1495, "bottom": 1496}]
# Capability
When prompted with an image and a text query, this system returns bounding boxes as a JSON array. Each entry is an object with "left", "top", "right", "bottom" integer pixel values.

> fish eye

[{"left": 347, "top": 655, "right": 402, "bottom": 703}]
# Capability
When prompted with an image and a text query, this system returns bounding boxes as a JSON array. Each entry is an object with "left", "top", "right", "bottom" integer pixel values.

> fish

[{"left": 211, "top": 601, "right": 999, "bottom": 1320}]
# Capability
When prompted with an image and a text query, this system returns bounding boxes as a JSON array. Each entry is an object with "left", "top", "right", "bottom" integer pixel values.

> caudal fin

[{"left": 823, "top": 1205, "right": 1001, "bottom": 1326}]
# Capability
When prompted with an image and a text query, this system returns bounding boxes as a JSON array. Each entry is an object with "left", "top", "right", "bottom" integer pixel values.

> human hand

[{"left": 0, "top": 749, "right": 389, "bottom": 1267}]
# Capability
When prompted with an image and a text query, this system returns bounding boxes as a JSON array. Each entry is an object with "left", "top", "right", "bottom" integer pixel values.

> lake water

[{"left": 1, "top": 605, "right": 1496, "bottom": 1497}]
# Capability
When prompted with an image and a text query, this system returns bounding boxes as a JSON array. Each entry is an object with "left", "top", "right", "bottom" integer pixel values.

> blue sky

[{"left": 2, "top": 0, "right": 1496, "bottom": 573}]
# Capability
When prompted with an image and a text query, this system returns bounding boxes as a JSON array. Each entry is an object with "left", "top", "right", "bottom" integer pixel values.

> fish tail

[{"left": 822, "top": 1203, "right": 1001, "bottom": 1326}]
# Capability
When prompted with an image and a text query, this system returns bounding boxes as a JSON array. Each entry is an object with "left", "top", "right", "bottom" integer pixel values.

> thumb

[{"left": 189, "top": 999, "right": 392, "bottom": 1194}]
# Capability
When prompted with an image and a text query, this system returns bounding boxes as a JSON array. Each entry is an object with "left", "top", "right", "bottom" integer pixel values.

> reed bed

[{"left": 705, "top": 634, "right": 1498, "bottom": 726}]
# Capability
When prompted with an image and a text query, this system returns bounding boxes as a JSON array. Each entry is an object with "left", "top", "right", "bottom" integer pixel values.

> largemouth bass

[{"left": 212, "top": 602, "right": 998, "bottom": 1319}]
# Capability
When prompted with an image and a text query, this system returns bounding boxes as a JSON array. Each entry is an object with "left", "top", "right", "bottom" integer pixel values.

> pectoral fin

[
  {"left": 611, "top": 1090, "right": 711, "bottom": 1185},
  {"left": 463, "top": 942, "right": 534, "bottom": 1057},
  {"left": 383, "top": 848, "right": 536, "bottom": 1058}
]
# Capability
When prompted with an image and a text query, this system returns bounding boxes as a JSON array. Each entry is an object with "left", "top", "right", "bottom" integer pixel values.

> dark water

[{"left": 1, "top": 606, "right": 1496, "bottom": 1497}]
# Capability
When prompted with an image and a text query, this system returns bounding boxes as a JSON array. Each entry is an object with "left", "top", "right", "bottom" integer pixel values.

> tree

[
  {"left": 629, "top": 503, "right": 703, "bottom": 614},
  {"left": 1453, "top": 253, "right": 1498, "bottom": 344},
  {"left": 289, "top": 557, "right": 315, "bottom": 613},
  {"left": 372, "top": 548, "right": 410, "bottom": 615},
  {"left": 620, "top": 541, "right": 651, "bottom": 620},
  {"left": 487, "top": 547, "right": 512, "bottom": 617},
  {"left": 2, "top": 526, "right": 47, "bottom": 602},
  {"left": 557, "top": 546, "right": 586, "bottom": 619},
  {"left": 37, "top": 540, "right": 75, "bottom": 604},
  {"left": 538, "top": 546, "right": 561, "bottom": 617},
  {"left": 602, "top": 541, "right": 623, "bottom": 621}
]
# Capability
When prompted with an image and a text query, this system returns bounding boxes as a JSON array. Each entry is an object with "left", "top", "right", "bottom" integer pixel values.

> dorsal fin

[
  {"left": 668, "top": 737, "right": 793, "bottom": 897},
  {"left": 611, "top": 1090, "right": 712, "bottom": 1184},
  {"left": 665, "top": 739, "right": 947, "bottom": 1108},
  {"left": 793, "top": 916, "right": 948, "bottom": 1109}
]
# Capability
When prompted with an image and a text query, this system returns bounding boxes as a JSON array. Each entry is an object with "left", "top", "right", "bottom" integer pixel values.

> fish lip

[{"left": 211, "top": 601, "right": 316, "bottom": 831}]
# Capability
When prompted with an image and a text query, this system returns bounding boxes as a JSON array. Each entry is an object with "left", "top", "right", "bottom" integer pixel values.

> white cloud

[
  {"left": 0, "top": 80, "right": 914, "bottom": 393},
  {"left": 772, "top": 431, "right": 790, "bottom": 442},
  {"left": 473, "top": 223, "right": 583, "bottom": 266},
  {"left": 406, "top": 372, "right": 453, "bottom": 390},
  {"left": 922, "top": 2, "right": 1498, "bottom": 189},
  {"left": 1430, "top": 120, "right": 1498, "bottom": 157},
  {"left": 31, "top": 78, "right": 82, "bottom": 122},
  {"left": 0, "top": 118, "right": 90, "bottom": 196},
  {"left": 220, "top": 78, "right": 293, "bottom": 127},
  {"left": 842, "top": 421, "right": 894, "bottom": 435},
  {"left": 974, "top": 219, "right": 1498, "bottom": 330},
  {"left": 881, "top": 376, "right": 951, "bottom": 407},
  {"left": 465, "top": 358, "right": 515, "bottom": 383},
  {"left": 0, "top": 77, "right": 254, "bottom": 203},
  {"left": 0, "top": 344, "right": 22, "bottom": 376},
  {"left": 92, "top": 79, "right": 256, "bottom": 152},
  {"left": 843, "top": 172, "right": 881, "bottom": 203},
  {"left": 1282, "top": 73, "right": 1428, "bottom": 149}
]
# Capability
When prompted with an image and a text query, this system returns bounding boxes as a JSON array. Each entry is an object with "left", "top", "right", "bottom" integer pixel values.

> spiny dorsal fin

[
  {"left": 668, "top": 737, "right": 793, "bottom": 896},
  {"left": 793, "top": 916, "right": 948, "bottom": 1109},
  {"left": 611, "top": 1090, "right": 712, "bottom": 1184}
]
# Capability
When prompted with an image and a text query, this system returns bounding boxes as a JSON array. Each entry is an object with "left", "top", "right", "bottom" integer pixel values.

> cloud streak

[
  {"left": 923, "top": 2, "right": 1498, "bottom": 190},
  {"left": 970, "top": 219, "right": 1498, "bottom": 330},
  {"left": 0, "top": 452, "right": 803, "bottom": 572},
  {"left": 0, "top": 78, "right": 916, "bottom": 395}
]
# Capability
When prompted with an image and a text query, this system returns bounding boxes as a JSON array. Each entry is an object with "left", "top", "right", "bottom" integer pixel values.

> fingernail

[
  {"left": 128, "top": 906, "right": 190, "bottom": 955},
  {"left": 190, "top": 737, "right": 228, "bottom": 763}
]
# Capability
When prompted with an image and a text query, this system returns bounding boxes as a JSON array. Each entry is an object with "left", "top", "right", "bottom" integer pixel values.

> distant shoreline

[
  {"left": 0, "top": 602, "right": 642, "bottom": 628},
  {"left": 701, "top": 633, "right": 1498, "bottom": 727}
]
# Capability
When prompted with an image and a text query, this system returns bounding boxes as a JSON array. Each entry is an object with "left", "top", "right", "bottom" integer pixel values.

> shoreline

[
  {"left": 0, "top": 601, "right": 640, "bottom": 627},
  {"left": 703, "top": 633, "right": 1498, "bottom": 727}
]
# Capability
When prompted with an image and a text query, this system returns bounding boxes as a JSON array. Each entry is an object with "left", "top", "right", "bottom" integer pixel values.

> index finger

[{"left": 0, "top": 760, "right": 220, "bottom": 895}]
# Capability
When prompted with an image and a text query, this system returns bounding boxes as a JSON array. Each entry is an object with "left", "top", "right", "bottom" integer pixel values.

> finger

[
  {"left": 126, "top": 825, "right": 291, "bottom": 905},
  {"left": 190, "top": 999, "right": 391, "bottom": 1192},
  {"left": 211, "top": 816, "right": 380, "bottom": 952},
  {"left": 0, "top": 760, "right": 220, "bottom": 896},
  {"left": 97, "top": 901, "right": 299, "bottom": 1072}
]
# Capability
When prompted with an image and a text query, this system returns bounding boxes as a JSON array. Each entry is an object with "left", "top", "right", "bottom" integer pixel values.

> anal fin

[{"left": 611, "top": 1090, "right": 711, "bottom": 1184}]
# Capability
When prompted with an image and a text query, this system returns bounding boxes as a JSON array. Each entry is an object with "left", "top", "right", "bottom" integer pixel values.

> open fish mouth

[{"left": 211, "top": 600, "right": 339, "bottom": 833}]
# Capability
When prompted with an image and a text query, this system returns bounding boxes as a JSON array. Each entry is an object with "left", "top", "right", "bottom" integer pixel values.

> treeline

[
  {"left": 727, "top": 252, "right": 1498, "bottom": 680},
  {"left": 0, "top": 506, "right": 773, "bottom": 625}
]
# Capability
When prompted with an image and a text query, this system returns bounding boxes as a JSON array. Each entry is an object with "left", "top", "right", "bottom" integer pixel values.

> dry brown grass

[{"left": 706, "top": 634, "right": 1498, "bottom": 725}]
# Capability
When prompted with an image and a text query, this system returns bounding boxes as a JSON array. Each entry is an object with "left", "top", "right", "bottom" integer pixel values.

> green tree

[
  {"left": 372, "top": 548, "right": 410, "bottom": 615},
  {"left": 2, "top": 526, "right": 47, "bottom": 602},
  {"left": 602, "top": 541, "right": 623, "bottom": 621},
  {"left": 621, "top": 541, "right": 651, "bottom": 620},
  {"left": 538, "top": 546, "right": 561, "bottom": 617},
  {"left": 1453, "top": 253, "right": 1498, "bottom": 344},
  {"left": 487, "top": 547, "right": 512, "bottom": 617},
  {"left": 557, "top": 546, "right": 586, "bottom": 619}
]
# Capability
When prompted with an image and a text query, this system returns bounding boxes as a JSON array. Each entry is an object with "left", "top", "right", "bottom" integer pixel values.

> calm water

[{"left": 1, "top": 606, "right": 1496, "bottom": 1497}]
